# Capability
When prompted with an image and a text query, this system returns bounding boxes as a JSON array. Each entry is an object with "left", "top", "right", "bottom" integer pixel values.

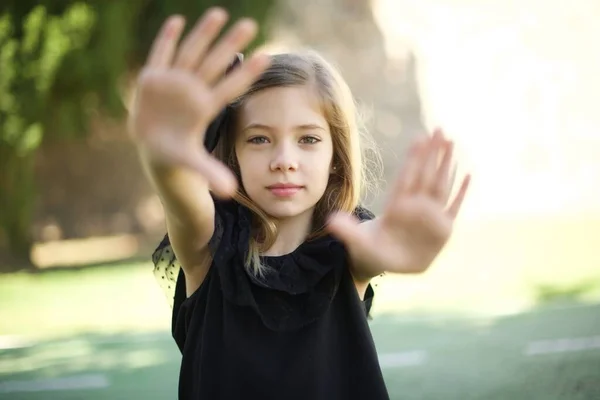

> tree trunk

[{"left": 0, "top": 144, "right": 36, "bottom": 272}]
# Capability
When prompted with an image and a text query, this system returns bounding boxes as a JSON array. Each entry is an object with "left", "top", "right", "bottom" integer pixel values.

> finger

[
  {"left": 447, "top": 174, "right": 471, "bottom": 218},
  {"left": 147, "top": 15, "right": 186, "bottom": 68},
  {"left": 445, "top": 164, "right": 458, "bottom": 204},
  {"left": 432, "top": 138, "right": 453, "bottom": 202},
  {"left": 213, "top": 53, "right": 271, "bottom": 105},
  {"left": 391, "top": 135, "right": 427, "bottom": 197},
  {"left": 173, "top": 8, "right": 228, "bottom": 71},
  {"left": 197, "top": 18, "right": 258, "bottom": 85},
  {"left": 417, "top": 129, "right": 443, "bottom": 193},
  {"left": 153, "top": 139, "right": 238, "bottom": 197},
  {"left": 191, "top": 155, "right": 239, "bottom": 197}
]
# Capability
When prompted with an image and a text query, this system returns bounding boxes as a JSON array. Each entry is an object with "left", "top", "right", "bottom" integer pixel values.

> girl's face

[{"left": 235, "top": 85, "right": 334, "bottom": 220}]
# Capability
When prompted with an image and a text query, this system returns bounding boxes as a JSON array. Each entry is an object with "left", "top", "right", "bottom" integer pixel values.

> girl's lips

[{"left": 267, "top": 185, "right": 303, "bottom": 197}]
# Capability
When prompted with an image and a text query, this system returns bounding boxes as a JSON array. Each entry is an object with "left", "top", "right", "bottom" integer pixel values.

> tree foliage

[{"left": 0, "top": 0, "right": 275, "bottom": 269}]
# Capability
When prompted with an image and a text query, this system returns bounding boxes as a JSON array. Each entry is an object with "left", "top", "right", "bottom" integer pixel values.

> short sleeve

[
  {"left": 152, "top": 235, "right": 180, "bottom": 309},
  {"left": 151, "top": 205, "right": 225, "bottom": 310}
]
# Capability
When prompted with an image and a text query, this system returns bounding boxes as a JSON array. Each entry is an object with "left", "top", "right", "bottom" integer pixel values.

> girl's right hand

[{"left": 128, "top": 8, "right": 270, "bottom": 197}]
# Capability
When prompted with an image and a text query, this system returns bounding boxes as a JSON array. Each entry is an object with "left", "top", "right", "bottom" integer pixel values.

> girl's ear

[{"left": 330, "top": 164, "right": 337, "bottom": 174}]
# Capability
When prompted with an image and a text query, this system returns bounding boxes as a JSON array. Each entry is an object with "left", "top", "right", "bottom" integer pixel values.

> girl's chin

[{"left": 255, "top": 202, "right": 316, "bottom": 220}]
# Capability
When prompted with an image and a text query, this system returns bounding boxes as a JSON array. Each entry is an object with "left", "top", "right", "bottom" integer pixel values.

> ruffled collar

[{"left": 211, "top": 200, "right": 374, "bottom": 332}]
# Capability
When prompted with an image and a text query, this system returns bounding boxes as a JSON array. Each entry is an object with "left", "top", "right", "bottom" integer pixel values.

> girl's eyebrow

[{"left": 242, "top": 123, "right": 326, "bottom": 132}]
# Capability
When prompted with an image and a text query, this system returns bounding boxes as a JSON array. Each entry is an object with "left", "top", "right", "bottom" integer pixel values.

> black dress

[{"left": 152, "top": 199, "right": 390, "bottom": 400}]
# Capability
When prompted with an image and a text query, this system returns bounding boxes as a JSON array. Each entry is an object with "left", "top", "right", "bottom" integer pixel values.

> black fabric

[{"left": 154, "top": 200, "right": 389, "bottom": 400}]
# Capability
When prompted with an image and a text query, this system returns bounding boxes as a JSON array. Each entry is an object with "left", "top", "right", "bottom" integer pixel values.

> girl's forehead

[{"left": 238, "top": 86, "right": 325, "bottom": 125}]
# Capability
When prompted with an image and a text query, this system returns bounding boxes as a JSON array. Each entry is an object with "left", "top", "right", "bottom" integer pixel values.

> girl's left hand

[{"left": 327, "top": 129, "right": 470, "bottom": 277}]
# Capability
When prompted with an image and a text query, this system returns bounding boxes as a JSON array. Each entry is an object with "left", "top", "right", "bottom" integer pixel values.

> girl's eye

[
  {"left": 248, "top": 136, "right": 269, "bottom": 144},
  {"left": 300, "top": 136, "right": 320, "bottom": 144}
]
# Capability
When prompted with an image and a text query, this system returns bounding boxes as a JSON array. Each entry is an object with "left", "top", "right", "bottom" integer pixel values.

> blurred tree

[{"left": 0, "top": 0, "right": 275, "bottom": 271}]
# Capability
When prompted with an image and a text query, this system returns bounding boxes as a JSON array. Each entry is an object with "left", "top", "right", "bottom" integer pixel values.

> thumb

[
  {"left": 181, "top": 151, "right": 238, "bottom": 198},
  {"left": 156, "top": 137, "right": 238, "bottom": 198},
  {"left": 326, "top": 212, "right": 368, "bottom": 251}
]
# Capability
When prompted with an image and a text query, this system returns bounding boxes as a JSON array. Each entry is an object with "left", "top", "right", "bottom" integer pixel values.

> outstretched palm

[
  {"left": 328, "top": 130, "right": 470, "bottom": 275},
  {"left": 128, "top": 8, "right": 270, "bottom": 197}
]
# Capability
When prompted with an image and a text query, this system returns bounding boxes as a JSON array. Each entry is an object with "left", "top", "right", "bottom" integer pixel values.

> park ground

[{"left": 1, "top": 216, "right": 600, "bottom": 399}]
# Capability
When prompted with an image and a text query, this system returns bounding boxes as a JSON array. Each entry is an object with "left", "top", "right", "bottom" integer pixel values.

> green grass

[
  {"left": 0, "top": 263, "right": 172, "bottom": 339},
  {"left": 0, "top": 333, "right": 180, "bottom": 399}
]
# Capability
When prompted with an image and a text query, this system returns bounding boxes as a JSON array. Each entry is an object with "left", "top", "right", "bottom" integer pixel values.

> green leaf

[{"left": 17, "top": 122, "right": 43, "bottom": 154}]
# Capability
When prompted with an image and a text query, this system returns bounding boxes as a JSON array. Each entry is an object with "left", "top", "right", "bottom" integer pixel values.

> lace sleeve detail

[
  {"left": 151, "top": 208, "right": 225, "bottom": 309},
  {"left": 152, "top": 235, "right": 180, "bottom": 309}
]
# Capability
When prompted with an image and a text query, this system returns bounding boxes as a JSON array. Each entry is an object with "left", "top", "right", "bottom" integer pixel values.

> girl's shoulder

[{"left": 150, "top": 197, "right": 241, "bottom": 307}]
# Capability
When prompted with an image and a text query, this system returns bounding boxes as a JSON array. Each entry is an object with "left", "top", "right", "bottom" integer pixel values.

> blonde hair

[{"left": 214, "top": 51, "right": 381, "bottom": 276}]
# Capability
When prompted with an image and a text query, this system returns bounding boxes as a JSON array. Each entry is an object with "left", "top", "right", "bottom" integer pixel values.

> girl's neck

[{"left": 262, "top": 208, "right": 314, "bottom": 257}]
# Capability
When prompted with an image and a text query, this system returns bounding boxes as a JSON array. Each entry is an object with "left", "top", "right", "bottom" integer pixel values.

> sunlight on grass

[
  {"left": 0, "top": 262, "right": 171, "bottom": 339},
  {"left": 0, "top": 340, "right": 94, "bottom": 375},
  {"left": 0, "top": 341, "right": 170, "bottom": 376}
]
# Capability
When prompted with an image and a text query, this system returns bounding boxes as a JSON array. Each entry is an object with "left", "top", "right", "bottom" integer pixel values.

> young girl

[{"left": 129, "top": 7, "right": 470, "bottom": 400}]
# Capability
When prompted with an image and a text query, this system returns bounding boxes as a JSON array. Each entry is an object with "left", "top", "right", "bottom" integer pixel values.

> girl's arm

[
  {"left": 129, "top": 10, "right": 270, "bottom": 294},
  {"left": 141, "top": 157, "right": 215, "bottom": 296}
]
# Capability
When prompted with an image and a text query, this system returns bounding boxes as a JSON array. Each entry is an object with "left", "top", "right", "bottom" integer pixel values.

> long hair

[{"left": 214, "top": 51, "right": 381, "bottom": 276}]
